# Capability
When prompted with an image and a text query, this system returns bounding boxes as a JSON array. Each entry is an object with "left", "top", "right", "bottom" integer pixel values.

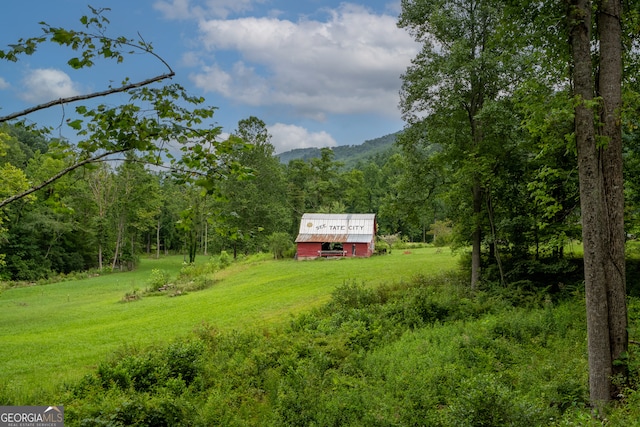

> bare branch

[
  {"left": 0, "top": 72, "right": 174, "bottom": 123},
  {"left": 0, "top": 149, "right": 129, "bottom": 209}
]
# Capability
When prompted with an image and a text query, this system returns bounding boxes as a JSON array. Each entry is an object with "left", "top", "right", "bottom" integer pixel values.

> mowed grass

[{"left": 0, "top": 247, "right": 459, "bottom": 396}]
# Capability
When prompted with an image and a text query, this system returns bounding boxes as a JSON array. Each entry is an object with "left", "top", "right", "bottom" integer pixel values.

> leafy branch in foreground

[
  {"left": 0, "top": 6, "right": 174, "bottom": 124},
  {"left": 0, "top": 7, "right": 251, "bottom": 209}
]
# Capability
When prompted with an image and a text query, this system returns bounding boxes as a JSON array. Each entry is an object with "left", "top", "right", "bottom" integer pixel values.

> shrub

[
  {"left": 176, "top": 259, "right": 218, "bottom": 293},
  {"left": 147, "top": 269, "right": 170, "bottom": 292},
  {"left": 267, "top": 232, "right": 293, "bottom": 259},
  {"left": 392, "top": 235, "right": 412, "bottom": 250},
  {"left": 53, "top": 266, "right": 640, "bottom": 426},
  {"left": 218, "top": 251, "right": 232, "bottom": 269},
  {"left": 430, "top": 219, "right": 454, "bottom": 247},
  {"left": 121, "top": 289, "right": 140, "bottom": 302},
  {"left": 93, "top": 340, "right": 205, "bottom": 394},
  {"left": 163, "top": 340, "right": 205, "bottom": 385},
  {"left": 447, "top": 374, "right": 543, "bottom": 427},
  {"left": 69, "top": 391, "right": 194, "bottom": 427},
  {"left": 374, "top": 239, "right": 390, "bottom": 255},
  {"left": 327, "top": 281, "right": 383, "bottom": 310}
]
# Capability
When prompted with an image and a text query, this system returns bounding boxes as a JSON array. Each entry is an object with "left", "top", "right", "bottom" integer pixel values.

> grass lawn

[{"left": 0, "top": 247, "right": 459, "bottom": 397}]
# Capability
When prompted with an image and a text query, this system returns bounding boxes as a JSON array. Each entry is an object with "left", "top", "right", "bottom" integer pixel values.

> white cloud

[
  {"left": 190, "top": 64, "right": 235, "bottom": 97},
  {"left": 0, "top": 77, "right": 9, "bottom": 90},
  {"left": 181, "top": 51, "right": 203, "bottom": 68},
  {"left": 268, "top": 123, "right": 337, "bottom": 154},
  {"left": 154, "top": 0, "right": 262, "bottom": 20},
  {"left": 154, "top": 0, "right": 192, "bottom": 19},
  {"left": 385, "top": 1, "right": 402, "bottom": 15},
  {"left": 19, "top": 69, "right": 81, "bottom": 103},
  {"left": 191, "top": 61, "right": 269, "bottom": 103},
  {"left": 191, "top": 3, "right": 419, "bottom": 120}
]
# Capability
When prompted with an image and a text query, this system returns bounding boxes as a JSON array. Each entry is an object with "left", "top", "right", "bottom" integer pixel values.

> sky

[{"left": 0, "top": 0, "right": 419, "bottom": 154}]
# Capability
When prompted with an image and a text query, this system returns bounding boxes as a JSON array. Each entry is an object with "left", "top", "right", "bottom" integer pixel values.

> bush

[
  {"left": 53, "top": 268, "right": 640, "bottom": 426},
  {"left": 374, "top": 239, "right": 390, "bottom": 255},
  {"left": 392, "top": 236, "right": 412, "bottom": 250},
  {"left": 267, "top": 232, "right": 292, "bottom": 259},
  {"left": 68, "top": 391, "right": 194, "bottom": 427},
  {"left": 447, "top": 374, "right": 542, "bottom": 427},
  {"left": 430, "top": 219, "right": 454, "bottom": 247},
  {"left": 217, "top": 251, "right": 232, "bottom": 269},
  {"left": 176, "top": 259, "right": 218, "bottom": 293},
  {"left": 147, "top": 269, "right": 170, "bottom": 292}
]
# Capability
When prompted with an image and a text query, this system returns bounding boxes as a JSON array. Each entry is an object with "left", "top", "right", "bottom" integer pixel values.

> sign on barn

[{"left": 295, "top": 213, "right": 376, "bottom": 260}]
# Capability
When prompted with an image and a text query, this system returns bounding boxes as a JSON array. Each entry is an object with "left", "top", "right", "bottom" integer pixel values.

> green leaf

[
  {"left": 66, "top": 119, "right": 83, "bottom": 130},
  {"left": 51, "top": 29, "right": 75, "bottom": 45},
  {"left": 68, "top": 57, "right": 82, "bottom": 69}
]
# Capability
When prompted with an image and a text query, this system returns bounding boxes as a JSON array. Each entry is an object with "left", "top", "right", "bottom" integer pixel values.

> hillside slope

[
  {"left": 276, "top": 131, "right": 400, "bottom": 167},
  {"left": 0, "top": 248, "right": 455, "bottom": 391}
]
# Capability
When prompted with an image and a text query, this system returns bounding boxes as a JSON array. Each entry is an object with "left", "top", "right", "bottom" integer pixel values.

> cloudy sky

[{"left": 0, "top": 0, "right": 418, "bottom": 154}]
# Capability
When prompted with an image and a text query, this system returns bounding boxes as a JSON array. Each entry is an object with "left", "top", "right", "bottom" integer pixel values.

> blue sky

[{"left": 0, "top": 1, "right": 419, "bottom": 153}]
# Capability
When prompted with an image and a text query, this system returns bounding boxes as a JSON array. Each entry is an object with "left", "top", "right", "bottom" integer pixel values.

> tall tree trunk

[
  {"left": 469, "top": 107, "right": 483, "bottom": 289},
  {"left": 156, "top": 218, "right": 161, "bottom": 260},
  {"left": 471, "top": 178, "right": 482, "bottom": 289},
  {"left": 188, "top": 230, "right": 197, "bottom": 263},
  {"left": 204, "top": 220, "right": 208, "bottom": 256},
  {"left": 487, "top": 193, "right": 505, "bottom": 286},
  {"left": 597, "top": 0, "right": 628, "bottom": 395},
  {"left": 112, "top": 216, "right": 125, "bottom": 271},
  {"left": 569, "top": 0, "right": 612, "bottom": 407}
]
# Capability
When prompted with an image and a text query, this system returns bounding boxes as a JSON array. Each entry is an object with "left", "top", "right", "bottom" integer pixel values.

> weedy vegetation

[{"left": 1, "top": 247, "right": 640, "bottom": 426}]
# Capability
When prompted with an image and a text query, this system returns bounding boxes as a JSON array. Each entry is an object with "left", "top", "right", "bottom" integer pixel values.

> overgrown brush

[
  {"left": 57, "top": 272, "right": 640, "bottom": 426},
  {"left": 127, "top": 256, "right": 230, "bottom": 301}
]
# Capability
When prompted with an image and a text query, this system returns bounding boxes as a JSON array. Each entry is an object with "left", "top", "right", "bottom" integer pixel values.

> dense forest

[
  {"left": 0, "top": 119, "right": 425, "bottom": 280},
  {"left": 2, "top": 0, "right": 640, "bottom": 411}
]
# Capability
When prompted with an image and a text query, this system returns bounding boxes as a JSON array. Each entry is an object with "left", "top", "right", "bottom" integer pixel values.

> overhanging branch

[
  {"left": 0, "top": 72, "right": 174, "bottom": 123},
  {"left": 0, "top": 149, "right": 129, "bottom": 209}
]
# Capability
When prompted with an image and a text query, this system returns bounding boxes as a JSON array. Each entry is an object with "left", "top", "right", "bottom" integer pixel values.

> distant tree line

[
  {"left": 2, "top": 104, "right": 640, "bottom": 282},
  {"left": 0, "top": 117, "right": 429, "bottom": 280}
]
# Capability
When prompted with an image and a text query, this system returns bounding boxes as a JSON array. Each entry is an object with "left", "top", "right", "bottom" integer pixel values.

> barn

[{"left": 295, "top": 213, "right": 377, "bottom": 260}]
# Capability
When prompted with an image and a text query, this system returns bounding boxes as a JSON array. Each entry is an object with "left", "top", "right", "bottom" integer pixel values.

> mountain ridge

[{"left": 276, "top": 131, "right": 400, "bottom": 167}]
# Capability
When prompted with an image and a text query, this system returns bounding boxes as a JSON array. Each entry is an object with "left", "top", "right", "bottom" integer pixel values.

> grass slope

[{"left": 0, "top": 247, "right": 457, "bottom": 394}]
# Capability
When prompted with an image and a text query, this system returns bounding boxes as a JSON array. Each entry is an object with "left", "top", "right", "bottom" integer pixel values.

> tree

[
  {"left": 567, "top": 0, "right": 627, "bottom": 406},
  {"left": 86, "top": 164, "right": 115, "bottom": 270},
  {"left": 0, "top": 143, "right": 96, "bottom": 279},
  {"left": 398, "top": 0, "right": 630, "bottom": 406},
  {"left": 267, "top": 232, "right": 293, "bottom": 259},
  {"left": 0, "top": 7, "right": 241, "bottom": 210},
  {"left": 286, "top": 159, "right": 314, "bottom": 236},
  {"left": 0, "top": 131, "right": 35, "bottom": 275},
  {"left": 176, "top": 187, "right": 206, "bottom": 264},
  {"left": 214, "top": 117, "right": 290, "bottom": 257},
  {"left": 308, "top": 148, "right": 344, "bottom": 212},
  {"left": 157, "top": 176, "right": 185, "bottom": 256},
  {"left": 398, "top": 0, "right": 518, "bottom": 287}
]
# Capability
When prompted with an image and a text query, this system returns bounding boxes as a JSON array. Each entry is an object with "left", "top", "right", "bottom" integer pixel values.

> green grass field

[{"left": 0, "top": 247, "right": 459, "bottom": 395}]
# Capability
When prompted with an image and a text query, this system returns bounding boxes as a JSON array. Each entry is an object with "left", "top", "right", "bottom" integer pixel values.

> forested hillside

[{"left": 276, "top": 132, "right": 400, "bottom": 168}]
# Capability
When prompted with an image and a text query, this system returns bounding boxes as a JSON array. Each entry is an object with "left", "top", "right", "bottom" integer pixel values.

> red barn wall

[
  {"left": 297, "top": 241, "right": 375, "bottom": 259},
  {"left": 296, "top": 242, "right": 322, "bottom": 259},
  {"left": 348, "top": 242, "right": 373, "bottom": 257}
]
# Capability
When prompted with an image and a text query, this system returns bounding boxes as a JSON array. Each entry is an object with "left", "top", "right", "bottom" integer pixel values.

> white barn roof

[{"left": 295, "top": 213, "right": 376, "bottom": 243}]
